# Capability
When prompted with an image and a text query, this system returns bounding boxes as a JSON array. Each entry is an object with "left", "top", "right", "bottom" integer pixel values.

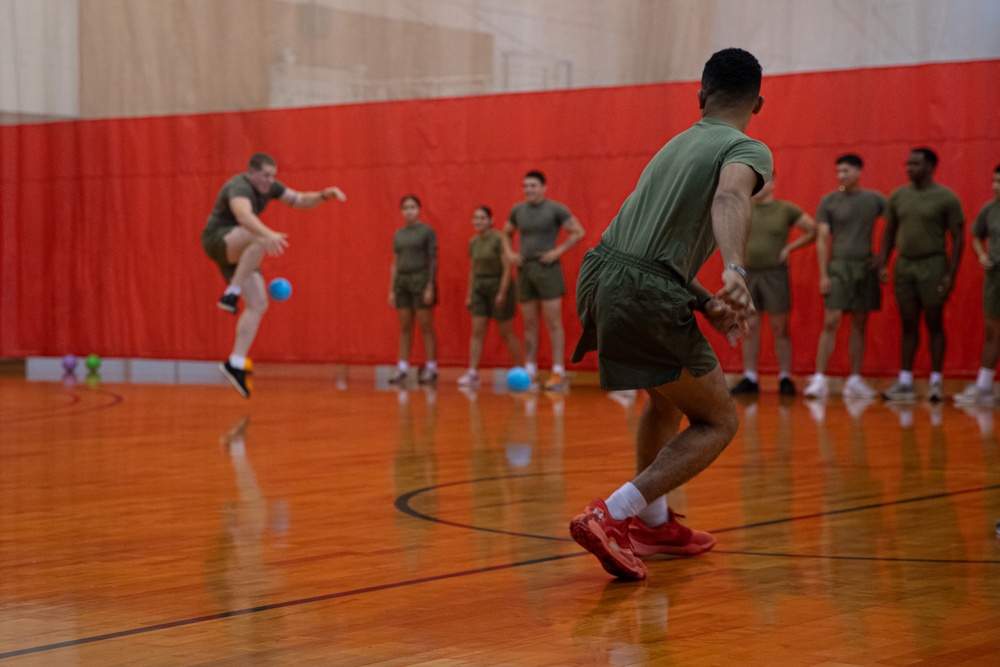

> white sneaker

[
  {"left": 803, "top": 374, "right": 828, "bottom": 399},
  {"left": 843, "top": 376, "right": 877, "bottom": 399},
  {"left": 882, "top": 381, "right": 916, "bottom": 402},
  {"left": 457, "top": 370, "right": 480, "bottom": 387},
  {"left": 953, "top": 383, "right": 995, "bottom": 405},
  {"left": 927, "top": 381, "right": 944, "bottom": 403}
]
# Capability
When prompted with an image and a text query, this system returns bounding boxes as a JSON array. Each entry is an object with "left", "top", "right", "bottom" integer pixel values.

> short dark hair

[
  {"left": 475, "top": 205, "right": 493, "bottom": 219},
  {"left": 400, "top": 194, "right": 421, "bottom": 209},
  {"left": 911, "top": 147, "right": 938, "bottom": 168},
  {"left": 701, "top": 48, "right": 762, "bottom": 104},
  {"left": 248, "top": 153, "right": 276, "bottom": 170},
  {"left": 524, "top": 170, "right": 546, "bottom": 185},
  {"left": 836, "top": 154, "right": 864, "bottom": 169},
  {"left": 994, "top": 164, "right": 1000, "bottom": 175}
]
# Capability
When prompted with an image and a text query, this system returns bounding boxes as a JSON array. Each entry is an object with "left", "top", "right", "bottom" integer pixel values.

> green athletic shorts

[
  {"left": 894, "top": 254, "right": 948, "bottom": 308},
  {"left": 201, "top": 226, "right": 239, "bottom": 282},
  {"left": 468, "top": 275, "right": 516, "bottom": 321},
  {"left": 985, "top": 269, "right": 1000, "bottom": 320},
  {"left": 825, "top": 258, "right": 881, "bottom": 312},
  {"left": 395, "top": 270, "right": 436, "bottom": 310},
  {"left": 571, "top": 242, "right": 718, "bottom": 391},
  {"left": 745, "top": 266, "right": 791, "bottom": 314},
  {"left": 518, "top": 259, "right": 566, "bottom": 302}
]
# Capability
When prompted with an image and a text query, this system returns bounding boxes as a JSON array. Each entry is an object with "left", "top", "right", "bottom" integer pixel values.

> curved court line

[{"left": 0, "top": 388, "right": 124, "bottom": 425}]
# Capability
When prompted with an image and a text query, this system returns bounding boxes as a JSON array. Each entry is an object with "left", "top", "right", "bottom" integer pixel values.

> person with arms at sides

[
  {"left": 569, "top": 48, "right": 770, "bottom": 579},
  {"left": 202, "top": 152, "right": 346, "bottom": 398},
  {"left": 504, "top": 171, "right": 585, "bottom": 390},
  {"left": 729, "top": 168, "right": 817, "bottom": 397},
  {"left": 388, "top": 195, "right": 440, "bottom": 385},
  {"left": 458, "top": 206, "right": 524, "bottom": 387},
  {"left": 803, "top": 154, "right": 886, "bottom": 399},
  {"left": 954, "top": 164, "right": 1000, "bottom": 405},
  {"left": 878, "top": 148, "right": 964, "bottom": 402}
]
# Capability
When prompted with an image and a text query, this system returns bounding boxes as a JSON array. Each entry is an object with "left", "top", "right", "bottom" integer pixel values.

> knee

[{"left": 823, "top": 317, "right": 840, "bottom": 334}]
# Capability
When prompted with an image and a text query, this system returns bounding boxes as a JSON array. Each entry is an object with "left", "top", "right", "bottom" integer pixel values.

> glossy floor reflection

[{"left": 1, "top": 374, "right": 998, "bottom": 665}]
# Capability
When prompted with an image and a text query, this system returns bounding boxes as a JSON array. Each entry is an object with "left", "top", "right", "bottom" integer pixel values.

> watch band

[{"left": 725, "top": 263, "right": 747, "bottom": 278}]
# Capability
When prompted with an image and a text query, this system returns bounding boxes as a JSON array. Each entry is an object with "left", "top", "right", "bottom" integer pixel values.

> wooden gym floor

[{"left": 1, "top": 367, "right": 999, "bottom": 665}]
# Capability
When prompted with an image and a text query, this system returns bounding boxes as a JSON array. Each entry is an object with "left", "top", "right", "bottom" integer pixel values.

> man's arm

[
  {"left": 940, "top": 217, "right": 965, "bottom": 298},
  {"left": 539, "top": 215, "right": 585, "bottom": 264},
  {"left": 280, "top": 186, "right": 346, "bottom": 210},
  {"left": 388, "top": 256, "right": 398, "bottom": 308},
  {"left": 816, "top": 221, "right": 832, "bottom": 294},
  {"left": 502, "top": 220, "right": 522, "bottom": 266},
  {"left": 711, "top": 162, "right": 760, "bottom": 317},
  {"left": 973, "top": 236, "right": 993, "bottom": 269},
  {"left": 877, "top": 207, "right": 899, "bottom": 282},
  {"left": 230, "top": 197, "right": 288, "bottom": 255},
  {"left": 779, "top": 212, "right": 817, "bottom": 263}
]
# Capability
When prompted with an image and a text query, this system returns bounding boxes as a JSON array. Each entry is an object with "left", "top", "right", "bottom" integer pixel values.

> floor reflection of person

[{"left": 392, "top": 388, "right": 439, "bottom": 569}]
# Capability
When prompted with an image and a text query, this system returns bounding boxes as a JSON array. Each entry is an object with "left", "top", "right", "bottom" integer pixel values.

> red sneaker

[
  {"left": 569, "top": 499, "right": 647, "bottom": 580},
  {"left": 628, "top": 511, "right": 715, "bottom": 557}
]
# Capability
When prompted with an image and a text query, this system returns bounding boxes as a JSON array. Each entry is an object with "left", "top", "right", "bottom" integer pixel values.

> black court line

[
  {"left": 0, "top": 552, "right": 586, "bottom": 660},
  {"left": 0, "top": 387, "right": 124, "bottom": 425}
]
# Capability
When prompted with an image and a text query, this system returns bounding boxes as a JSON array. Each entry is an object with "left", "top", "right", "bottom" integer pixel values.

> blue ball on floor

[
  {"left": 269, "top": 277, "right": 292, "bottom": 301},
  {"left": 506, "top": 367, "right": 531, "bottom": 392}
]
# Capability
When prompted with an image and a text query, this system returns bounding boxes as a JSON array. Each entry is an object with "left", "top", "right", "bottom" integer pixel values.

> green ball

[{"left": 85, "top": 354, "right": 101, "bottom": 371}]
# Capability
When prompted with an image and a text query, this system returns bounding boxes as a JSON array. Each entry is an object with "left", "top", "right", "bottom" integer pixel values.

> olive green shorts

[
  {"left": 985, "top": 269, "right": 1000, "bottom": 320},
  {"left": 395, "top": 270, "right": 436, "bottom": 310},
  {"left": 468, "top": 275, "right": 516, "bottom": 321},
  {"left": 894, "top": 254, "right": 948, "bottom": 308},
  {"left": 201, "top": 225, "right": 239, "bottom": 282},
  {"left": 824, "top": 259, "right": 881, "bottom": 312},
  {"left": 518, "top": 259, "right": 566, "bottom": 302},
  {"left": 571, "top": 243, "right": 718, "bottom": 391},
  {"left": 745, "top": 266, "right": 791, "bottom": 314}
]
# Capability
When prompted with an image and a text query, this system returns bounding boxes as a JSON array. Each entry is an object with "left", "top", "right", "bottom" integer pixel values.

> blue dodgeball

[
  {"left": 269, "top": 277, "right": 292, "bottom": 301},
  {"left": 506, "top": 367, "right": 531, "bottom": 392}
]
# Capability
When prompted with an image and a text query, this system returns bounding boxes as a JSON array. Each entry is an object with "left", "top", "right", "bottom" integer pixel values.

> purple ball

[{"left": 62, "top": 354, "right": 78, "bottom": 372}]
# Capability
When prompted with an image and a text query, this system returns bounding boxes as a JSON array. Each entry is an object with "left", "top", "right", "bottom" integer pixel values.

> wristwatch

[{"left": 725, "top": 263, "right": 747, "bottom": 278}]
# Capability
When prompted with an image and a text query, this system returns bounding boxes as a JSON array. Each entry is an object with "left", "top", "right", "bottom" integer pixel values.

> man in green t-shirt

[
  {"left": 729, "top": 169, "right": 816, "bottom": 396},
  {"left": 568, "top": 48, "right": 771, "bottom": 580},
  {"left": 878, "top": 148, "right": 965, "bottom": 402},
  {"left": 955, "top": 164, "right": 1000, "bottom": 405},
  {"left": 504, "top": 171, "right": 585, "bottom": 390},
  {"left": 201, "top": 153, "right": 346, "bottom": 398},
  {"left": 802, "top": 154, "right": 886, "bottom": 400}
]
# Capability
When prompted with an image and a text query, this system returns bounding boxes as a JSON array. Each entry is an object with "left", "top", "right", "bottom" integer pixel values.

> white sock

[
  {"left": 224, "top": 285, "right": 241, "bottom": 296},
  {"left": 466, "top": 368, "right": 478, "bottom": 376},
  {"left": 397, "top": 361, "right": 409, "bottom": 373},
  {"left": 229, "top": 355, "right": 247, "bottom": 369},
  {"left": 813, "top": 372, "right": 827, "bottom": 380},
  {"left": 929, "top": 371, "right": 943, "bottom": 385},
  {"left": 552, "top": 364, "right": 565, "bottom": 375},
  {"left": 636, "top": 496, "right": 669, "bottom": 527},
  {"left": 847, "top": 374, "right": 861, "bottom": 385},
  {"left": 744, "top": 370, "right": 759, "bottom": 383},
  {"left": 977, "top": 367, "right": 995, "bottom": 390},
  {"left": 605, "top": 482, "right": 647, "bottom": 520},
  {"left": 779, "top": 371, "right": 791, "bottom": 381},
  {"left": 425, "top": 360, "right": 438, "bottom": 372},
  {"left": 524, "top": 362, "right": 538, "bottom": 378},
  {"left": 899, "top": 370, "right": 914, "bottom": 385}
]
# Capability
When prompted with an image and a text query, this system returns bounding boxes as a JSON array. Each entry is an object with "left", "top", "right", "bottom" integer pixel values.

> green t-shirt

[
  {"left": 393, "top": 222, "right": 437, "bottom": 274},
  {"left": 205, "top": 174, "right": 287, "bottom": 229},
  {"left": 972, "top": 200, "right": 1000, "bottom": 266},
  {"left": 745, "top": 200, "right": 803, "bottom": 269},
  {"left": 469, "top": 229, "right": 505, "bottom": 277},
  {"left": 887, "top": 182, "right": 965, "bottom": 258},
  {"left": 600, "top": 118, "right": 773, "bottom": 283},
  {"left": 815, "top": 189, "right": 885, "bottom": 261},
  {"left": 509, "top": 199, "right": 571, "bottom": 261}
]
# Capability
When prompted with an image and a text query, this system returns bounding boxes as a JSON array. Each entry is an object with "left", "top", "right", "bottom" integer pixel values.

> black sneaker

[
  {"left": 220, "top": 361, "right": 251, "bottom": 399},
  {"left": 218, "top": 292, "right": 239, "bottom": 315},
  {"left": 779, "top": 377, "right": 797, "bottom": 397},
  {"left": 388, "top": 369, "right": 408, "bottom": 385},
  {"left": 731, "top": 377, "right": 760, "bottom": 395},
  {"left": 418, "top": 367, "right": 438, "bottom": 385}
]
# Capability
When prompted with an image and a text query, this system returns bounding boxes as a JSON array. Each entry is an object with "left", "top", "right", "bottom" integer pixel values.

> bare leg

[
  {"left": 636, "top": 392, "right": 684, "bottom": 474},
  {"left": 468, "top": 316, "right": 488, "bottom": 369},
  {"left": 898, "top": 298, "right": 921, "bottom": 372},
  {"left": 984, "top": 319, "right": 1000, "bottom": 369},
  {"left": 848, "top": 310, "right": 869, "bottom": 376},
  {"left": 231, "top": 272, "right": 268, "bottom": 358},
  {"left": 397, "top": 309, "right": 415, "bottom": 363},
  {"left": 223, "top": 227, "right": 266, "bottom": 289},
  {"left": 497, "top": 319, "right": 524, "bottom": 367},
  {"left": 415, "top": 307, "right": 437, "bottom": 361},
  {"left": 631, "top": 365, "right": 739, "bottom": 501},
  {"left": 814, "top": 308, "right": 842, "bottom": 374},
  {"left": 541, "top": 298, "right": 564, "bottom": 367},
  {"left": 924, "top": 304, "right": 945, "bottom": 373},
  {"left": 770, "top": 311, "right": 793, "bottom": 376},
  {"left": 521, "top": 300, "right": 540, "bottom": 367},
  {"left": 741, "top": 313, "right": 762, "bottom": 375}
]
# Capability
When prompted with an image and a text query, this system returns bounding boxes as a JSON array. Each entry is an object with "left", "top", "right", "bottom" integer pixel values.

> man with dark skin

[{"left": 879, "top": 148, "right": 964, "bottom": 402}]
